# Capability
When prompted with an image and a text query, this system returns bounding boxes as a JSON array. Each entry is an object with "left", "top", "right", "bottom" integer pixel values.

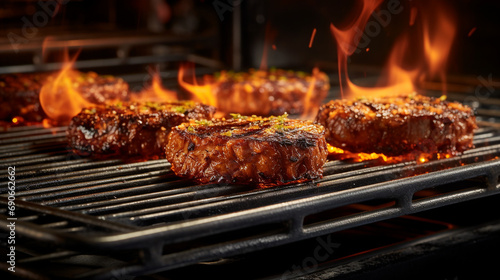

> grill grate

[{"left": 1, "top": 112, "right": 500, "bottom": 278}]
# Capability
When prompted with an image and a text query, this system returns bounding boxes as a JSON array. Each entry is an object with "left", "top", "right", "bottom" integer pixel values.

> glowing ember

[
  {"left": 42, "top": 119, "right": 52, "bottom": 128},
  {"left": 468, "top": 27, "right": 477, "bottom": 37},
  {"left": 327, "top": 144, "right": 450, "bottom": 164},
  {"left": 309, "top": 28, "right": 317, "bottom": 48},
  {"left": 327, "top": 144, "right": 388, "bottom": 162}
]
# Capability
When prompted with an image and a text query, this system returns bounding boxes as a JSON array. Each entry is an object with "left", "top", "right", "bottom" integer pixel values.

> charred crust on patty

[
  {"left": 165, "top": 114, "right": 329, "bottom": 187},
  {"left": 67, "top": 101, "right": 215, "bottom": 157},
  {"left": 315, "top": 94, "right": 477, "bottom": 157}
]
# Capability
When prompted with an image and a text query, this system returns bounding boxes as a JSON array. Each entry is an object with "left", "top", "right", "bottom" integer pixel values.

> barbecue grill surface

[{"left": 1, "top": 108, "right": 499, "bottom": 279}]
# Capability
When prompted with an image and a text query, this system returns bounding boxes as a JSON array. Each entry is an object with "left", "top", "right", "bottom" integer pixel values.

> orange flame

[
  {"left": 302, "top": 67, "right": 319, "bottom": 118},
  {"left": 39, "top": 54, "right": 93, "bottom": 123},
  {"left": 421, "top": 3, "right": 456, "bottom": 91},
  {"left": 330, "top": 0, "right": 456, "bottom": 99},
  {"left": 133, "top": 69, "right": 178, "bottom": 102},
  {"left": 177, "top": 63, "right": 217, "bottom": 106},
  {"left": 409, "top": 7, "right": 418, "bottom": 26},
  {"left": 260, "top": 23, "right": 277, "bottom": 71},
  {"left": 41, "top": 36, "right": 54, "bottom": 62},
  {"left": 330, "top": 0, "right": 383, "bottom": 58}
]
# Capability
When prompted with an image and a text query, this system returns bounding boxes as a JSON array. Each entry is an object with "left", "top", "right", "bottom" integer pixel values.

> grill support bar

[{"left": 1, "top": 159, "right": 499, "bottom": 279}]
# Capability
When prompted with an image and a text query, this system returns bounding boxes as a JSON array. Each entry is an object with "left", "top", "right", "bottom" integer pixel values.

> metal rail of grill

[{"left": 1, "top": 109, "right": 500, "bottom": 279}]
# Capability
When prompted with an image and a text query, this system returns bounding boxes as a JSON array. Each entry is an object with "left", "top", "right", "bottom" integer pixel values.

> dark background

[
  {"left": 235, "top": 0, "right": 500, "bottom": 78},
  {"left": 0, "top": 0, "right": 499, "bottom": 79}
]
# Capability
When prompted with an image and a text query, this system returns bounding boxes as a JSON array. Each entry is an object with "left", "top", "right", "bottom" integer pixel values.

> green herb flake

[
  {"left": 296, "top": 71, "right": 307, "bottom": 78},
  {"left": 271, "top": 113, "right": 288, "bottom": 124},
  {"left": 230, "top": 113, "right": 247, "bottom": 120},
  {"left": 84, "top": 108, "right": 97, "bottom": 114},
  {"left": 145, "top": 101, "right": 162, "bottom": 110},
  {"left": 184, "top": 100, "right": 195, "bottom": 107},
  {"left": 406, "top": 92, "right": 417, "bottom": 100},
  {"left": 195, "top": 119, "right": 213, "bottom": 126},
  {"left": 355, "top": 96, "right": 368, "bottom": 102},
  {"left": 173, "top": 106, "right": 186, "bottom": 113}
]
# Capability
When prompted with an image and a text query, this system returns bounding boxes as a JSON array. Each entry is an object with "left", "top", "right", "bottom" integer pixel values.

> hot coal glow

[{"left": 327, "top": 144, "right": 452, "bottom": 164}]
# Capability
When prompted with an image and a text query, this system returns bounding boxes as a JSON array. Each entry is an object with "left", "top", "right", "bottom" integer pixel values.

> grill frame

[{"left": 1, "top": 116, "right": 500, "bottom": 278}]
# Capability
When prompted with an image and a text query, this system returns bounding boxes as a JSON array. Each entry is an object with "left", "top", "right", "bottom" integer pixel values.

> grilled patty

[
  {"left": 0, "top": 71, "right": 128, "bottom": 123},
  {"left": 208, "top": 68, "right": 329, "bottom": 116},
  {"left": 165, "top": 114, "right": 328, "bottom": 186},
  {"left": 68, "top": 101, "right": 216, "bottom": 157},
  {"left": 315, "top": 94, "right": 477, "bottom": 156},
  {"left": 0, "top": 73, "right": 50, "bottom": 122}
]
